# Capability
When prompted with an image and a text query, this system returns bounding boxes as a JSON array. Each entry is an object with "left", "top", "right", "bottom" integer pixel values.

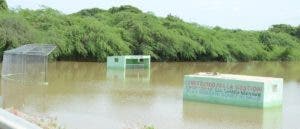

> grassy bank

[{"left": 1, "top": 4, "right": 300, "bottom": 62}]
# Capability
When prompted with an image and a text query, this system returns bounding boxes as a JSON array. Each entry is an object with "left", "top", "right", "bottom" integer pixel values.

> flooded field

[{"left": 0, "top": 62, "right": 300, "bottom": 129}]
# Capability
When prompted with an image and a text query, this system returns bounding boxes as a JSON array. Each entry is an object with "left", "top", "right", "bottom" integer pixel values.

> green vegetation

[
  {"left": 0, "top": 4, "right": 300, "bottom": 62},
  {"left": 143, "top": 125, "right": 154, "bottom": 129},
  {"left": 0, "top": 0, "right": 8, "bottom": 11}
]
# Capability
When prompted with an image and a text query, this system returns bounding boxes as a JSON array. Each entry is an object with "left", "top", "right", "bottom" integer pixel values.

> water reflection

[
  {"left": 182, "top": 101, "right": 282, "bottom": 129},
  {"left": 106, "top": 68, "right": 150, "bottom": 85},
  {"left": 1, "top": 78, "right": 48, "bottom": 112},
  {"left": 106, "top": 68, "right": 152, "bottom": 111}
]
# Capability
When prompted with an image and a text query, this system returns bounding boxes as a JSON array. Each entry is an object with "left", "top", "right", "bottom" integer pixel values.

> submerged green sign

[{"left": 183, "top": 73, "right": 283, "bottom": 108}]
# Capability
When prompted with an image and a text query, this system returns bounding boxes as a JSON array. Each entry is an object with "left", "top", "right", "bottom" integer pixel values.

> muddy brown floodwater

[{"left": 0, "top": 62, "right": 300, "bottom": 129}]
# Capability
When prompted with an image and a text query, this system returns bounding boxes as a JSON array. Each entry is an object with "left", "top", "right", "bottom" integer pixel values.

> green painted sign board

[{"left": 183, "top": 73, "right": 283, "bottom": 108}]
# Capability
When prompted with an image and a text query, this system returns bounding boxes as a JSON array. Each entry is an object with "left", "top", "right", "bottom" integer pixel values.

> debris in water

[{"left": 6, "top": 108, "right": 64, "bottom": 129}]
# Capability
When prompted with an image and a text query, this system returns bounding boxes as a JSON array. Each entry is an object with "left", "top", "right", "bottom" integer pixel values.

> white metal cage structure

[{"left": 1, "top": 44, "right": 56, "bottom": 84}]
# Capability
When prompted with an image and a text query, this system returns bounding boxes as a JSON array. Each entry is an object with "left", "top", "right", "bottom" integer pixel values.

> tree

[
  {"left": 0, "top": 0, "right": 8, "bottom": 11},
  {"left": 295, "top": 26, "right": 300, "bottom": 39},
  {"left": 75, "top": 8, "right": 105, "bottom": 17},
  {"left": 259, "top": 32, "right": 273, "bottom": 51},
  {"left": 108, "top": 5, "right": 142, "bottom": 14},
  {"left": 1, "top": 6, "right": 300, "bottom": 62},
  {"left": 268, "top": 24, "right": 295, "bottom": 35}
]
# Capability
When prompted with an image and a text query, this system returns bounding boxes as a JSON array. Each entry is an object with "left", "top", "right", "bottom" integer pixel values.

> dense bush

[
  {"left": 0, "top": 0, "right": 8, "bottom": 11},
  {"left": 0, "top": 13, "right": 37, "bottom": 57},
  {"left": 0, "top": 5, "right": 300, "bottom": 62}
]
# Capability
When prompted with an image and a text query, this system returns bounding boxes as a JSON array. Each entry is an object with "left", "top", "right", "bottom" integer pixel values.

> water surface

[{"left": 1, "top": 62, "right": 300, "bottom": 129}]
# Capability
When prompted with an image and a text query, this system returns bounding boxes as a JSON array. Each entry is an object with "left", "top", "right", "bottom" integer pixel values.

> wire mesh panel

[{"left": 1, "top": 44, "right": 56, "bottom": 84}]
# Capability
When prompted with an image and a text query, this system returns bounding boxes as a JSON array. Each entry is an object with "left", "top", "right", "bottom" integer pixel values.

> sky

[{"left": 6, "top": 0, "right": 300, "bottom": 30}]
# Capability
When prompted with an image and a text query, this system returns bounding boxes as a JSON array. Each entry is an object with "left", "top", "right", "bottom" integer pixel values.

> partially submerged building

[
  {"left": 183, "top": 72, "right": 283, "bottom": 108},
  {"left": 1, "top": 44, "right": 56, "bottom": 84},
  {"left": 107, "top": 55, "right": 151, "bottom": 69}
]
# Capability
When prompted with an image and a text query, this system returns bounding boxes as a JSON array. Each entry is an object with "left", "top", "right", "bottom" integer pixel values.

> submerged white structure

[
  {"left": 183, "top": 72, "right": 283, "bottom": 108},
  {"left": 1, "top": 44, "right": 56, "bottom": 84},
  {"left": 107, "top": 55, "right": 150, "bottom": 69}
]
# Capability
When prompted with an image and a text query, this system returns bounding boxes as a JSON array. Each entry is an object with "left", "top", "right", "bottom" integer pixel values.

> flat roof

[
  {"left": 186, "top": 72, "right": 283, "bottom": 83},
  {"left": 4, "top": 44, "right": 56, "bottom": 56},
  {"left": 108, "top": 55, "right": 150, "bottom": 59}
]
